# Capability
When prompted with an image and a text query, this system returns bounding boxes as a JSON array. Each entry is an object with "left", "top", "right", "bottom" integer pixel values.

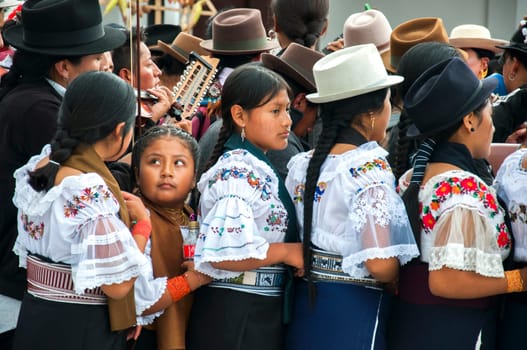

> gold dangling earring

[
  {"left": 241, "top": 127, "right": 246, "bottom": 142},
  {"left": 370, "top": 115, "right": 375, "bottom": 131}
]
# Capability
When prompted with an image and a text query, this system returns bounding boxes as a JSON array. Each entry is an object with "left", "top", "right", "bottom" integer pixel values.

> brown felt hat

[
  {"left": 261, "top": 43, "right": 324, "bottom": 92},
  {"left": 384, "top": 17, "right": 449, "bottom": 73},
  {"left": 158, "top": 32, "right": 209, "bottom": 64},
  {"left": 200, "top": 8, "right": 278, "bottom": 55}
]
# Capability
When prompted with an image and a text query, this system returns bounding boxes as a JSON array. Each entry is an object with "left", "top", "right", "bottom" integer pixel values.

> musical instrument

[{"left": 167, "top": 52, "right": 219, "bottom": 123}]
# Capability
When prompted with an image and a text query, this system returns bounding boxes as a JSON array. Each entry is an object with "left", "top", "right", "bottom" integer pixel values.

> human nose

[{"left": 160, "top": 162, "right": 173, "bottom": 177}]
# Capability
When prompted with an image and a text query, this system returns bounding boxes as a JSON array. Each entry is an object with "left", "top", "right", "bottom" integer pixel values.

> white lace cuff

[{"left": 429, "top": 244, "right": 504, "bottom": 278}]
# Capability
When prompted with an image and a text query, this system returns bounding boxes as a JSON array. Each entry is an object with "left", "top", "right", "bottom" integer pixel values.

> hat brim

[
  {"left": 496, "top": 42, "right": 527, "bottom": 55},
  {"left": 450, "top": 38, "right": 508, "bottom": 54},
  {"left": 307, "top": 75, "right": 404, "bottom": 104},
  {"left": 157, "top": 40, "right": 187, "bottom": 63},
  {"left": 200, "top": 38, "right": 279, "bottom": 55},
  {"left": 261, "top": 53, "right": 316, "bottom": 92},
  {"left": 3, "top": 24, "right": 126, "bottom": 56},
  {"left": 406, "top": 76, "right": 498, "bottom": 138}
]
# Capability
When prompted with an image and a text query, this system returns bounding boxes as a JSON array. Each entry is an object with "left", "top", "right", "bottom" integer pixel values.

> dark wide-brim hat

[
  {"left": 145, "top": 24, "right": 182, "bottom": 54},
  {"left": 261, "top": 43, "right": 324, "bottom": 92},
  {"left": 496, "top": 24, "right": 527, "bottom": 55},
  {"left": 200, "top": 8, "right": 278, "bottom": 55},
  {"left": 404, "top": 57, "right": 497, "bottom": 138},
  {"left": 3, "top": 0, "right": 126, "bottom": 56}
]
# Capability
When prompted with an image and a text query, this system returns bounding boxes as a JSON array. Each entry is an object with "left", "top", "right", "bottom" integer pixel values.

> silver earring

[{"left": 241, "top": 127, "right": 246, "bottom": 142}]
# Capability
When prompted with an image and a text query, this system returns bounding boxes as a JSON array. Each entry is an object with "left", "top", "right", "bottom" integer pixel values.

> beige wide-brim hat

[
  {"left": 200, "top": 8, "right": 278, "bottom": 55},
  {"left": 343, "top": 8, "right": 392, "bottom": 64},
  {"left": 261, "top": 43, "right": 324, "bottom": 92},
  {"left": 449, "top": 24, "right": 508, "bottom": 53},
  {"left": 307, "top": 43, "right": 404, "bottom": 104},
  {"left": 158, "top": 32, "right": 209, "bottom": 64}
]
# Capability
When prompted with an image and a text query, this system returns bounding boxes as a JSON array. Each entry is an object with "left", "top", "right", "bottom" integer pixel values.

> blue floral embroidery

[
  {"left": 264, "top": 207, "right": 288, "bottom": 233},
  {"left": 64, "top": 185, "right": 113, "bottom": 218},
  {"left": 314, "top": 182, "right": 327, "bottom": 202},
  {"left": 208, "top": 166, "right": 272, "bottom": 200},
  {"left": 293, "top": 184, "right": 305, "bottom": 203},
  {"left": 21, "top": 214, "right": 44, "bottom": 240}
]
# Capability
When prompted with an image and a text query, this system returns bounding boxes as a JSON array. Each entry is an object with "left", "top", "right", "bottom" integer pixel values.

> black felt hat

[
  {"left": 496, "top": 21, "right": 527, "bottom": 55},
  {"left": 405, "top": 57, "right": 497, "bottom": 137},
  {"left": 144, "top": 24, "right": 182, "bottom": 53},
  {"left": 3, "top": 0, "right": 126, "bottom": 56}
]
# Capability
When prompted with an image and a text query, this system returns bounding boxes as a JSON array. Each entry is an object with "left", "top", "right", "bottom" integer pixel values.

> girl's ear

[
  {"left": 113, "top": 121, "right": 126, "bottom": 140},
  {"left": 230, "top": 104, "right": 246, "bottom": 129}
]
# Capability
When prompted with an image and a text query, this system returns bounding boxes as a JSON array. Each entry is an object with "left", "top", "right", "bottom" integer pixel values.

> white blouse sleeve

[
  {"left": 194, "top": 151, "right": 279, "bottom": 279},
  {"left": 342, "top": 182, "right": 419, "bottom": 278},
  {"left": 422, "top": 172, "right": 510, "bottom": 278},
  {"left": 67, "top": 185, "right": 150, "bottom": 294}
]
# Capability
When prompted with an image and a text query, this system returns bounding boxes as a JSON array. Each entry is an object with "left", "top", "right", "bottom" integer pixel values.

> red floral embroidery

[
  {"left": 435, "top": 182, "right": 452, "bottom": 198},
  {"left": 484, "top": 193, "right": 498, "bottom": 211},
  {"left": 422, "top": 213, "right": 436, "bottom": 230},
  {"left": 460, "top": 178, "right": 477, "bottom": 192},
  {"left": 64, "top": 185, "right": 112, "bottom": 218},
  {"left": 496, "top": 223, "right": 511, "bottom": 249}
]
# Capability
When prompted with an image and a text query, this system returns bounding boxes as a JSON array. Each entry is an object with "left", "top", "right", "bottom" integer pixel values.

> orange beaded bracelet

[
  {"left": 505, "top": 269, "right": 524, "bottom": 293},
  {"left": 167, "top": 275, "right": 191, "bottom": 302},
  {"left": 131, "top": 220, "right": 151, "bottom": 240}
]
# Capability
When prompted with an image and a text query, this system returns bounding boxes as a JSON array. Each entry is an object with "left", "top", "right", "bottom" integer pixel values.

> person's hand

[
  {"left": 505, "top": 122, "right": 527, "bottom": 145},
  {"left": 325, "top": 38, "right": 344, "bottom": 53},
  {"left": 122, "top": 191, "right": 150, "bottom": 222},
  {"left": 148, "top": 85, "right": 174, "bottom": 122},
  {"left": 126, "top": 325, "right": 142, "bottom": 341},
  {"left": 284, "top": 243, "right": 305, "bottom": 277}
]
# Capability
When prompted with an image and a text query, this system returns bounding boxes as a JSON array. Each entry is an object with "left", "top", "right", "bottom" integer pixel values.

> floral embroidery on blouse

[
  {"left": 421, "top": 176, "right": 498, "bottom": 233},
  {"left": 349, "top": 158, "right": 390, "bottom": 178},
  {"left": 264, "top": 204, "right": 288, "bottom": 233},
  {"left": 314, "top": 182, "right": 327, "bottom": 202},
  {"left": 21, "top": 214, "right": 44, "bottom": 240},
  {"left": 207, "top": 166, "right": 272, "bottom": 201},
  {"left": 420, "top": 176, "right": 510, "bottom": 252},
  {"left": 64, "top": 185, "right": 113, "bottom": 218},
  {"left": 293, "top": 184, "right": 305, "bottom": 203},
  {"left": 510, "top": 204, "right": 527, "bottom": 224}
]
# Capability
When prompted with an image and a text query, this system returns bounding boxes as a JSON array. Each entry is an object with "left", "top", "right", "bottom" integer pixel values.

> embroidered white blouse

[
  {"left": 400, "top": 169, "right": 511, "bottom": 277},
  {"left": 195, "top": 149, "right": 289, "bottom": 279},
  {"left": 285, "top": 142, "right": 419, "bottom": 278},
  {"left": 495, "top": 148, "right": 527, "bottom": 262},
  {"left": 12, "top": 145, "right": 165, "bottom": 324}
]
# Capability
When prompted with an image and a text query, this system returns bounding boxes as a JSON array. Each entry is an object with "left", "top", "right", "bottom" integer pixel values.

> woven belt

[
  {"left": 310, "top": 248, "right": 383, "bottom": 290},
  {"left": 209, "top": 265, "right": 286, "bottom": 296},
  {"left": 26, "top": 255, "right": 106, "bottom": 305}
]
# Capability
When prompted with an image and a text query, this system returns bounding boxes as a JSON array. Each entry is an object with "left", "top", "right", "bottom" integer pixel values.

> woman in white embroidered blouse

[
  {"left": 284, "top": 44, "right": 419, "bottom": 350},
  {"left": 187, "top": 64, "right": 304, "bottom": 350},
  {"left": 388, "top": 57, "right": 527, "bottom": 350},
  {"left": 494, "top": 148, "right": 527, "bottom": 348},
  {"left": 12, "top": 72, "right": 158, "bottom": 350}
]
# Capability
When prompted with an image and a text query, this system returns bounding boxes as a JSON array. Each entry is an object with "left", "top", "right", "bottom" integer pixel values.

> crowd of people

[{"left": 1, "top": 0, "right": 527, "bottom": 349}]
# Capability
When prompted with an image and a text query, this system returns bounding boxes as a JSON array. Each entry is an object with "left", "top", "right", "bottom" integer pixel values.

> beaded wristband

[
  {"left": 167, "top": 275, "right": 191, "bottom": 302},
  {"left": 505, "top": 269, "right": 524, "bottom": 293},
  {"left": 131, "top": 220, "right": 152, "bottom": 240}
]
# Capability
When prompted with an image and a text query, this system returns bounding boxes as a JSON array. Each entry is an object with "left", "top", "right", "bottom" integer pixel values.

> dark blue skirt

[{"left": 285, "top": 279, "right": 389, "bottom": 350}]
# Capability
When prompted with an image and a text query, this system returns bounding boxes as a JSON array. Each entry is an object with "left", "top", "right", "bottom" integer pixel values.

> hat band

[
  {"left": 213, "top": 37, "right": 268, "bottom": 51},
  {"left": 390, "top": 54, "right": 401, "bottom": 69},
  {"left": 170, "top": 44, "right": 190, "bottom": 62},
  {"left": 23, "top": 24, "right": 105, "bottom": 48}
]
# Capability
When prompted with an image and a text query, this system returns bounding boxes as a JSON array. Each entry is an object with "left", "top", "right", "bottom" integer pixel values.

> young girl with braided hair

[
  {"left": 187, "top": 64, "right": 304, "bottom": 350},
  {"left": 130, "top": 125, "right": 211, "bottom": 350},
  {"left": 284, "top": 44, "right": 419, "bottom": 349}
]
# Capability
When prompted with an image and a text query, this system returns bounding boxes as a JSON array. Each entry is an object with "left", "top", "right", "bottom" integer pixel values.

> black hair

[
  {"left": 505, "top": 48, "right": 527, "bottom": 70},
  {"left": 28, "top": 71, "right": 136, "bottom": 192},
  {"left": 0, "top": 49, "right": 83, "bottom": 100},
  {"left": 472, "top": 48, "right": 495, "bottom": 60},
  {"left": 154, "top": 53, "right": 186, "bottom": 76},
  {"left": 271, "top": 0, "right": 329, "bottom": 48},
  {"left": 302, "top": 88, "right": 388, "bottom": 288},
  {"left": 213, "top": 53, "right": 261, "bottom": 71},
  {"left": 112, "top": 27, "right": 146, "bottom": 73},
  {"left": 203, "top": 64, "right": 292, "bottom": 173},
  {"left": 131, "top": 125, "right": 200, "bottom": 184},
  {"left": 388, "top": 42, "right": 464, "bottom": 180}
]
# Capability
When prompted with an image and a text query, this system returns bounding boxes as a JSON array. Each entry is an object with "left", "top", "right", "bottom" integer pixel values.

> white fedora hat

[
  {"left": 449, "top": 24, "right": 508, "bottom": 53},
  {"left": 307, "top": 43, "right": 403, "bottom": 103}
]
